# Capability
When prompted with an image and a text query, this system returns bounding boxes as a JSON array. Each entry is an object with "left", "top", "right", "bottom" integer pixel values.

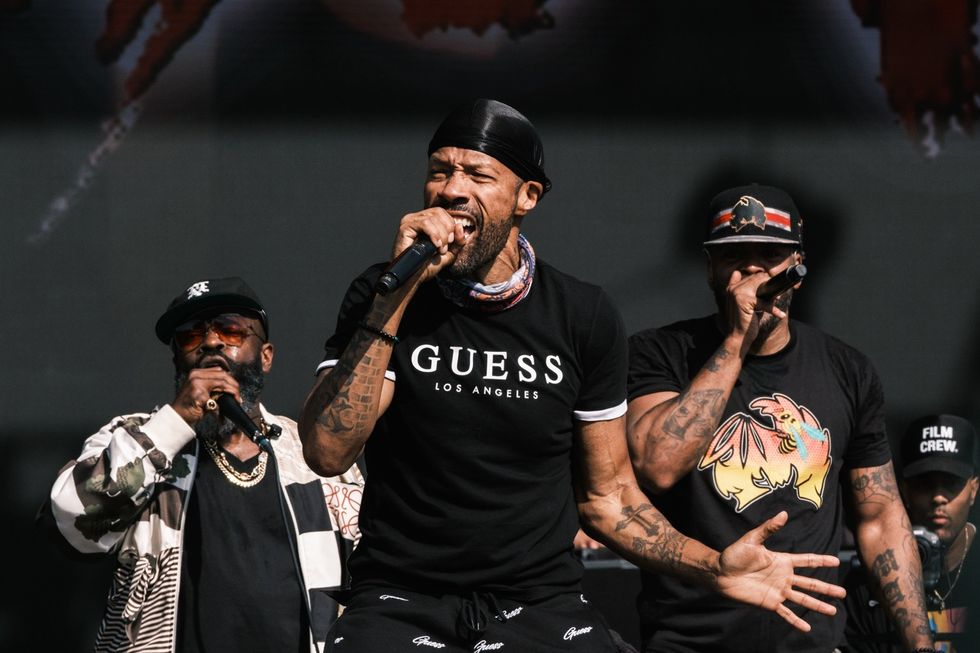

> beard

[
  {"left": 741, "top": 288, "right": 795, "bottom": 343},
  {"left": 431, "top": 197, "right": 517, "bottom": 279},
  {"left": 174, "top": 351, "right": 265, "bottom": 440},
  {"left": 711, "top": 287, "right": 794, "bottom": 340},
  {"left": 757, "top": 289, "right": 793, "bottom": 337}
]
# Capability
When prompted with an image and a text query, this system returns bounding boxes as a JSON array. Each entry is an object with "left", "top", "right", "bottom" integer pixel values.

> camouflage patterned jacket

[{"left": 49, "top": 404, "right": 363, "bottom": 653}]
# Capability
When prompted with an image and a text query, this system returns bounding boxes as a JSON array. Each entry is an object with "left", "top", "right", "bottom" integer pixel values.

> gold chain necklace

[
  {"left": 932, "top": 522, "right": 973, "bottom": 612},
  {"left": 201, "top": 423, "right": 270, "bottom": 488}
]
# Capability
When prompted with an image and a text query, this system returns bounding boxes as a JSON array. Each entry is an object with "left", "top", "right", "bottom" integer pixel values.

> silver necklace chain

[{"left": 933, "top": 522, "right": 973, "bottom": 612}]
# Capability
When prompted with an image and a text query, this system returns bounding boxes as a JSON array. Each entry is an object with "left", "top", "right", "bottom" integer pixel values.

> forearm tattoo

[
  {"left": 659, "top": 345, "right": 732, "bottom": 442},
  {"left": 851, "top": 466, "right": 900, "bottom": 510},
  {"left": 663, "top": 389, "right": 725, "bottom": 441},
  {"left": 616, "top": 503, "right": 692, "bottom": 575},
  {"left": 871, "top": 549, "right": 899, "bottom": 579},
  {"left": 308, "top": 328, "right": 390, "bottom": 437},
  {"left": 704, "top": 346, "right": 730, "bottom": 373},
  {"left": 856, "top": 466, "right": 933, "bottom": 643}
]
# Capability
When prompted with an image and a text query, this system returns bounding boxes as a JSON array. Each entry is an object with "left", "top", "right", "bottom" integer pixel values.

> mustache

[
  {"left": 431, "top": 198, "right": 481, "bottom": 222},
  {"left": 194, "top": 351, "right": 233, "bottom": 371}
]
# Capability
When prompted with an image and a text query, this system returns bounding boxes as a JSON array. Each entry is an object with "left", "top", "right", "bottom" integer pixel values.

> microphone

[
  {"left": 756, "top": 263, "right": 807, "bottom": 301},
  {"left": 375, "top": 236, "right": 439, "bottom": 296},
  {"left": 215, "top": 393, "right": 279, "bottom": 453}
]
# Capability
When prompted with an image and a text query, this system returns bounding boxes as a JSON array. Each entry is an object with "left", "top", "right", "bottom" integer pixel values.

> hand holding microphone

[
  {"left": 375, "top": 208, "right": 471, "bottom": 296},
  {"left": 756, "top": 263, "right": 807, "bottom": 302},
  {"left": 375, "top": 235, "right": 439, "bottom": 296},
  {"left": 214, "top": 393, "right": 280, "bottom": 453}
]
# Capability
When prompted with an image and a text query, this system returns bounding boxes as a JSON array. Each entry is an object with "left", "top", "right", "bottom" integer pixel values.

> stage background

[{"left": 2, "top": 1, "right": 979, "bottom": 649}]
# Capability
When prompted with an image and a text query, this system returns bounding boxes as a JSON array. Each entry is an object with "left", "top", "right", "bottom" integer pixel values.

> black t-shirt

[
  {"left": 627, "top": 316, "right": 892, "bottom": 653},
  {"left": 176, "top": 446, "right": 309, "bottom": 653},
  {"left": 321, "top": 260, "right": 627, "bottom": 600},
  {"left": 843, "top": 548, "right": 979, "bottom": 652}
]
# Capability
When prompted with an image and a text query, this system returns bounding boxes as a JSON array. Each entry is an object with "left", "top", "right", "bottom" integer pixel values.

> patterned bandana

[{"left": 437, "top": 234, "right": 536, "bottom": 313}]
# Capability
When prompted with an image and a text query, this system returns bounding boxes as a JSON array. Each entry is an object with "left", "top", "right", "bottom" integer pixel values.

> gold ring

[{"left": 205, "top": 398, "right": 218, "bottom": 411}]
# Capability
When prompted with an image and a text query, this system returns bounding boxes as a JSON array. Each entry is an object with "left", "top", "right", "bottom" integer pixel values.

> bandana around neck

[{"left": 437, "top": 234, "right": 536, "bottom": 313}]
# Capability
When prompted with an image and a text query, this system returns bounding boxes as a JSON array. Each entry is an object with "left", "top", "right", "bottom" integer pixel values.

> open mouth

[
  {"left": 197, "top": 356, "right": 230, "bottom": 371},
  {"left": 451, "top": 214, "right": 477, "bottom": 236}
]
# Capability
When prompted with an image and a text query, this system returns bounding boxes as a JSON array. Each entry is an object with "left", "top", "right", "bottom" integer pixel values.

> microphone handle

[
  {"left": 215, "top": 393, "right": 272, "bottom": 452},
  {"left": 756, "top": 263, "right": 807, "bottom": 301},
  {"left": 375, "top": 236, "right": 439, "bottom": 296}
]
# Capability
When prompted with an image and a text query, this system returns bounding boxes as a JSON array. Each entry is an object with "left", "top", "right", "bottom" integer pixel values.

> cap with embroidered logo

[
  {"left": 703, "top": 183, "right": 804, "bottom": 248},
  {"left": 155, "top": 277, "right": 268, "bottom": 344},
  {"left": 900, "top": 414, "right": 978, "bottom": 480}
]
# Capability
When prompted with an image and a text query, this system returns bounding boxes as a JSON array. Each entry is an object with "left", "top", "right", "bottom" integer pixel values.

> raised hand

[
  {"left": 715, "top": 511, "right": 846, "bottom": 632},
  {"left": 172, "top": 367, "right": 240, "bottom": 427}
]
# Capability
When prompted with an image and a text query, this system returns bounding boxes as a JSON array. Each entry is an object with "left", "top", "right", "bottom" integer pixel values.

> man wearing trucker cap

[{"left": 626, "top": 183, "right": 933, "bottom": 652}]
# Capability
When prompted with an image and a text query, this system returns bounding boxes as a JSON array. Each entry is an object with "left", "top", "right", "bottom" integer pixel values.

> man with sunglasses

[
  {"left": 45, "top": 277, "right": 363, "bottom": 653},
  {"left": 299, "top": 101, "right": 846, "bottom": 653}
]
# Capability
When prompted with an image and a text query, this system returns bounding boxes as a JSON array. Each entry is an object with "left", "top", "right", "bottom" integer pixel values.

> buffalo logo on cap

[{"left": 730, "top": 196, "right": 769, "bottom": 232}]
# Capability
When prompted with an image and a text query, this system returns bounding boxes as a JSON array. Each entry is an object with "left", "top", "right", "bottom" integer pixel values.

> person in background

[{"left": 845, "top": 414, "right": 979, "bottom": 652}]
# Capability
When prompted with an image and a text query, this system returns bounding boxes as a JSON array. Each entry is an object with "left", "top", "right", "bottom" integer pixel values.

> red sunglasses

[{"left": 172, "top": 314, "right": 265, "bottom": 351}]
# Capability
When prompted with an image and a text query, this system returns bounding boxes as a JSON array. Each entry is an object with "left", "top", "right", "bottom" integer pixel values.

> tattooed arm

[
  {"left": 300, "top": 207, "right": 469, "bottom": 476},
  {"left": 626, "top": 337, "right": 743, "bottom": 492},
  {"left": 848, "top": 463, "right": 934, "bottom": 651},
  {"left": 576, "top": 416, "right": 845, "bottom": 632},
  {"left": 627, "top": 251, "right": 801, "bottom": 492},
  {"left": 299, "top": 290, "right": 403, "bottom": 476}
]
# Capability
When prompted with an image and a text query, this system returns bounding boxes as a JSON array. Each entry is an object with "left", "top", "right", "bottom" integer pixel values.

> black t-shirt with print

[
  {"left": 627, "top": 316, "right": 892, "bottom": 653},
  {"left": 321, "top": 260, "right": 628, "bottom": 600}
]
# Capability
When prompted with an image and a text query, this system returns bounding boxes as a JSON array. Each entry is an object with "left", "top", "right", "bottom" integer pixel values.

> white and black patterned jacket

[{"left": 49, "top": 404, "right": 362, "bottom": 653}]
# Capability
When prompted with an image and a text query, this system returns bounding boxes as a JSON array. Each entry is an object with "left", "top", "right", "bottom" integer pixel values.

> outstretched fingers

[
  {"left": 790, "top": 571, "right": 847, "bottom": 600},
  {"left": 774, "top": 603, "right": 812, "bottom": 633},
  {"left": 784, "top": 587, "right": 839, "bottom": 615},
  {"left": 790, "top": 552, "right": 842, "bottom": 570}
]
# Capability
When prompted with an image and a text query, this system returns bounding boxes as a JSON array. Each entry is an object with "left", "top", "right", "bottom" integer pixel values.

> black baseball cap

[
  {"left": 155, "top": 277, "right": 268, "bottom": 344},
  {"left": 428, "top": 98, "right": 551, "bottom": 194},
  {"left": 900, "top": 414, "right": 978, "bottom": 480},
  {"left": 704, "top": 184, "right": 804, "bottom": 248}
]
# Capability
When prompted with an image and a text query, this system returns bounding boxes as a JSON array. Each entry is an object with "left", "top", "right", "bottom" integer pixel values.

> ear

[
  {"left": 969, "top": 476, "right": 979, "bottom": 507},
  {"left": 261, "top": 342, "right": 274, "bottom": 374},
  {"left": 515, "top": 181, "right": 543, "bottom": 216}
]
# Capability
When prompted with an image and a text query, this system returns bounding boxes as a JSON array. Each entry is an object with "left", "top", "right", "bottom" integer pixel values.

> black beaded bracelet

[
  {"left": 357, "top": 320, "right": 399, "bottom": 344},
  {"left": 914, "top": 648, "right": 937, "bottom": 653}
]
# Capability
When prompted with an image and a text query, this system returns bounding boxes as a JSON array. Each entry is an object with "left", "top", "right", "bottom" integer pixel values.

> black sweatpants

[{"left": 325, "top": 587, "right": 622, "bottom": 653}]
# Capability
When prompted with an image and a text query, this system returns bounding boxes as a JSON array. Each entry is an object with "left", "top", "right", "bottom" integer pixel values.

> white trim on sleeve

[
  {"left": 573, "top": 399, "right": 628, "bottom": 422},
  {"left": 315, "top": 359, "right": 396, "bottom": 382}
]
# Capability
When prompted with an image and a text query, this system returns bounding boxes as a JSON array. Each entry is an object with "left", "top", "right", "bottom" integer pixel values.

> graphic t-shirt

[
  {"left": 844, "top": 547, "right": 979, "bottom": 652},
  {"left": 321, "top": 260, "right": 627, "bottom": 600},
  {"left": 627, "top": 316, "right": 892, "bottom": 653}
]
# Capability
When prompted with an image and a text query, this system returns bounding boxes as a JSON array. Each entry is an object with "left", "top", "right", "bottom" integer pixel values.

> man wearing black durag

[{"left": 300, "top": 99, "right": 846, "bottom": 652}]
